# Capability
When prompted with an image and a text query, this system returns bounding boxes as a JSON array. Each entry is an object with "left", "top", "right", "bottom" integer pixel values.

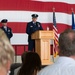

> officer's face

[
  {"left": 2, "top": 23, "right": 7, "bottom": 26},
  {"left": 32, "top": 18, "right": 37, "bottom": 22}
]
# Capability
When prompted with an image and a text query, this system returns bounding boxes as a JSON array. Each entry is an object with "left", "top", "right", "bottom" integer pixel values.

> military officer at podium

[
  {"left": 0, "top": 19, "right": 13, "bottom": 41},
  {"left": 26, "top": 14, "right": 43, "bottom": 52}
]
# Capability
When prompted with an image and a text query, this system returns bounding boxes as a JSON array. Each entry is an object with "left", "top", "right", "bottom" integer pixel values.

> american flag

[
  {"left": 0, "top": 0, "right": 74, "bottom": 55},
  {"left": 53, "top": 8, "right": 58, "bottom": 57},
  {"left": 72, "top": 9, "right": 75, "bottom": 30}
]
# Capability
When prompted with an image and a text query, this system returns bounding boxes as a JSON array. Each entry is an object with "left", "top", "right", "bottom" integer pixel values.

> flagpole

[
  {"left": 52, "top": 7, "right": 55, "bottom": 62},
  {"left": 52, "top": 35, "right": 55, "bottom": 62},
  {"left": 71, "top": 8, "right": 74, "bottom": 12},
  {"left": 53, "top": 7, "right": 55, "bottom": 12}
]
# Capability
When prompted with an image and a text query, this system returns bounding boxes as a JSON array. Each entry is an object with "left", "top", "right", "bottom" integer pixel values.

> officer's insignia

[
  {"left": 30, "top": 26, "right": 33, "bottom": 27},
  {"left": 8, "top": 30, "right": 10, "bottom": 32},
  {"left": 38, "top": 23, "right": 40, "bottom": 27}
]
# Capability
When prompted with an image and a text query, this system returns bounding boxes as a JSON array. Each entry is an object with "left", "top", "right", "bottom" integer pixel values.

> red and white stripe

[{"left": 53, "top": 26, "right": 58, "bottom": 42}]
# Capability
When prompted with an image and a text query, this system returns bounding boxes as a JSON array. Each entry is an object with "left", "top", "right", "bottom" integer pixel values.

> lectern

[{"left": 31, "top": 30, "right": 54, "bottom": 65}]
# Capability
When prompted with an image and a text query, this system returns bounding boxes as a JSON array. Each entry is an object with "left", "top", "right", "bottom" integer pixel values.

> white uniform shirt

[{"left": 38, "top": 57, "right": 75, "bottom": 75}]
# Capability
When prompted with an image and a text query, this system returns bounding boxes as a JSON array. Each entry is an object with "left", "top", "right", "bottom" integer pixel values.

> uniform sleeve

[
  {"left": 26, "top": 23, "right": 31, "bottom": 35},
  {"left": 39, "top": 23, "right": 43, "bottom": 30},
  {"left": 9, "top": 28, "right": 13, "bottom": 38}
]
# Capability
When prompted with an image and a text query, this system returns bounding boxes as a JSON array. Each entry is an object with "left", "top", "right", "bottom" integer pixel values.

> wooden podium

[{"left": 32, "top": 30, "right": 54, "bottom": 65}]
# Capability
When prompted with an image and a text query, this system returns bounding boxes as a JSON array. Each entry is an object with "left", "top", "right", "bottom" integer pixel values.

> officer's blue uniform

[
  {"left": 26, "top": 19, "right": 43, "bottom": 51},
  {"left": 1, "top": 19, "right": 13, "bottom": 41},
  {"left": 1, "top": 26, "right": 13, "bottom": 40}
]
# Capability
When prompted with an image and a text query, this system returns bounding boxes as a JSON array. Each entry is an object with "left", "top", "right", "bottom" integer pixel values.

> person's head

[
  {"left": 1, "top": 19, "right": 8, "bottom": 26},
  {"left": 18, "top": 52, "right": 41, "bottom": 75},
  {"left": 31, "top": 14, "right": 38, "bottom": 22},
  {"left": 58, "top": 29, "right": 75, "bottom": 57},
  {"left": 0, "top": 29, "right": 14, "bottom": 75},
  {"left": 0, "top": 39, "right": 14, "bottom": 75},
  {"left": 21, "top": 51, "right": 28, "bottom": 63}
]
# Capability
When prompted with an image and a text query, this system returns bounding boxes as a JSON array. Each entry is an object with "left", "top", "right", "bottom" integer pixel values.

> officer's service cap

[
  {"left": 31, "top": 14, "right": 38, "bottom": 18},
  {"left": 1, "top": 19, "right": 8, "bottom": 23}
]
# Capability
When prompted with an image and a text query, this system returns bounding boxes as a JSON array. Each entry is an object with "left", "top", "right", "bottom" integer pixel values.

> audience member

[
  {"left": 18, "top": 52, "right": 41, "bottom": 75},
  {"left": 14, "top": 52, "right": 28, "bottom": 75},
  {"left": 38, "top": 29, "right": 75, "bottom": 75},
  {"left": 0, "top": 37, "right": 14, "bottom": 75}
]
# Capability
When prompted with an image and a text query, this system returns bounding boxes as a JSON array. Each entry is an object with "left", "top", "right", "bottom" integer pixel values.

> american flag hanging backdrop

[{"left": 0, "top": 0, "right": 75, "bottom": 55}]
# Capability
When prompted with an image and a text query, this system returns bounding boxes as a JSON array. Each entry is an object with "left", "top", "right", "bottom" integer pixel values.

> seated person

[
  {"left": 0, "top": 30, "right": 14, "bottom": 75},
  {"left": 17, "top": 52, "right": 41, "bottom": 75},
  {"left": 14, "top": 52, "right": 28, "bottom": 75},
  {"left": 38, "top": 29, "right": 75, "bottom": 75}
]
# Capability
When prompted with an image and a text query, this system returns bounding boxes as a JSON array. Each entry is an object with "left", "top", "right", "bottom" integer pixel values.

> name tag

[{"left": 30, "top": 26, "right": 33, "bottom": 27}]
